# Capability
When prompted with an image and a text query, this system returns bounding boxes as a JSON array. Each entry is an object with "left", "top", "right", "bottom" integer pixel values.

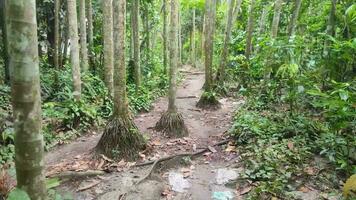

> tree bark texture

[
  {"left": 102, "top": 0, "right": 114, "bottom": 96},
  {"left": 162, "top": 0, "right": 168, "bottom": 74},
  {"left": 6, "top": 0, "right": 47, "bottom": 198},
  {"left": 114, "top": 0, "right": 128, "bottom": 116},
  {"left": 79, "top": 0, "right": 89, "bottom": 71},
  {"left": 217, "top": 0, "right": 236, "bottom": 82},
  {"left": 87, "top": 0, "right": 94, "bottom": 69},
  {"left": 132, "top": 0, "right": 141, "bottom": 87},
  {"left": 245, "top": 0, "right": 255, "bottom": 60},
  {"left": 204, "top": 0, "right": 216, "bottom": 91},
  {"left": 288, "top": 0, "right": 302, "bottom": 37},
  {"left": 67, "top": 0, "right": 82, "bottom": 100},
  {"left": 271, "top": 0, "right": 283, "bottom": 39},
  {"left": 168, "top": 0, "right": 179, "bottom": 112}
]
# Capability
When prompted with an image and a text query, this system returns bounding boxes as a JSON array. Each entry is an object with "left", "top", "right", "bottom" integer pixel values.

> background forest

[{"left": 0, "top": 0, "right": 355, "bottom": 199}]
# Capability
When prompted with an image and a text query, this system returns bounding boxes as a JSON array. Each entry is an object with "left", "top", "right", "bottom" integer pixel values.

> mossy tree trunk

[
  {"left": 102, "top": 0, "right": 114, "bottom": 96},
  {"left": 245, "top": 0, "right": 255, "bottom": 60},
  {"left": 162, "top": 0, "right": 168, "bottom": 75},
  {"left": 155, "top": 0, "right": 188, "bottom": 138},
  {"left": 79, "top": 0, "right": 89, "bottom": 71},
  {"left": 6, "top": 0, "right": 47, "bottom": 198},
  {"left": 132, "top": 0, "right": 141, "bottom": 87},
  {"left": 0, "top": 0, "right": 9, "bottom": 85},
  {"left": 87, "top": 0, "right": 94, "bottom": 70},
  {"left": 216, "top": 0, "right": 236, "bottom": 83},
  {"left": 271, "top": 0, "right": 283, "bottom": 39},
  {"left": 197, "top": 0, "right": 220, "bottom": 110},
  {"left": 67, "top": 0, "right": 82, "bottom": 100},
  {"left": 96, "top": 0, "right": 145, "bottom": 160},
  {"left": 287, "top": 0, "right": 302, "bottom": 38}
]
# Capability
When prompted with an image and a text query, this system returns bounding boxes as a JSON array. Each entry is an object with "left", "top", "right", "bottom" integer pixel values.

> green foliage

[{"left": 7, "top": 188, "right": 30, "bottom": 200}]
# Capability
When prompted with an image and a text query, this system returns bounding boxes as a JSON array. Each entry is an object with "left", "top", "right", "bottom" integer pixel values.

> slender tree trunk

[
  {"left": 96, "top": 0, "right": 145, "bottom": 159},
  {"left": 216, "top": 0, "right": 236, "bottom": 83},
  {"left": 54, "top": 0, "right": 61, "bottom": 87},
  {"left": 204, "top": 0, "right": 216, "bottom": 91},
  {"left": 6, "top": 0, "right": 47, "bottom": 199},
  {"left": 162, "top": 0, "right": 168, "bottom": 74},
  {"left": 155, "top": 0, "right": 188, "bottom": 137},
  {"left": 132, "top": 0, "right": 141, "bottom": 87},
  {"left": 191, "top": 8, "right": 196, "bottom": 66},
  {"left": 323, "top": 0, "right": 337, "bottom": 57},
  {"left": 144, "top": 4, "right": 150, "bottom": 66},
  {"left": 271, "top": 0, "right": 283, "bottom": 39},
  {"left": 232, "top": 0, "right": 242, "bottom": 23},
  {"left": 114, "top": 0, "right": 128, "bottom": 116},
  {"left": 178, "top": 1, "right": 182, "bottom": 66},
  {"left": 168, "top": 0, "right": 179, "bottom": 112},
  {"left": 47, "top": 5, "right": 55, "bottom": 68},
  {"left": 288, "top": 0, "right": 302, "bottom": 37},
  {"left": 79, "top": 0, "right": 89, "bottom": 71},
  {"left": 259, "top": 4, "right": 269, "bottom": 34},
  {"left": 67, "top": 0, "right": 82, "bottom": 100},
  {"left": 87, "top": 0, "right": 94, "bottom": 70},
  {"left": 201, "top": 13, "right": 205, "bottom": 60},
  {"left": 0, "top": 0, "right": 9, "bottom": 85},
  {"left": 54, "top": 0, "right": 60, "bottom": 70},
  {"left": 102, "top": 0, "right": 114, "bottom": 95},
  {"left": 245, "top": 0, "right": 256, "bottom": 60}
]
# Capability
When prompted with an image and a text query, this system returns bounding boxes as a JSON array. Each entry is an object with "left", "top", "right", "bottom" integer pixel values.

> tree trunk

[
  {"left": 287, "top": 0, "right": 302, "bottom": 37},
  {"left": 232, "top": 0, "right": 242, "bottom": 24},
  {"left": 54, "top": 0, "right": 60, "bottom": 70},
  {"left": 245, "top": 0, "right": 255, "bottom": 60},
  {"left": 197, "top": 0, "right": 220, "bottom": 110},
  {"left": 144, "top": 4, "right": 150, "bottom": 66},
  {"left": 191, "top": 8, "right": 196, "bottom": 66},
  {"left": 155, "top": 0, "right": 188, "bottom": 137},
  {"left": 6, "top": 0, "right": 47, "bottom": 199},
  {"left": 79, "top": 0, "right": 89, "bottom": 71},
  {"left": 87, "top": 0, "right": 94, "bottom": 70},
  {"left": 113, "top": 0, "right": 128, "bottom": 117},
  {"left": 216, "top": 0, "right": 236, "bottom": 83},
  {"left": 271, "top": 0, "right": 283, "bottom": 39},
  {"left": 178, "top": 1, "right": 182, "bottom": 66},
  {"left": 162, "top": 0, "right": 168, "bottom": 74},
  {"left": 96, "top": 0, "right": 145, "bottom": 159},
  {"left": 204, "top": 0, "right": 216, "bottom": 91},
  {"left": 102, "top": 0, "right": 114, "bottom": 96},
  {"left": 0, "top": 0, "right": 9, "bottom": 85},
  {"left": 67, "top": 0, "right": 82, "bottom": 100},
  {"left": 168, "top": 0, "right": 179, "bottom": 112},
  {"left": 259, "top": 4, "right": 269, "bottom": 34},
  {"left": 132, "top": 0, "right": 141, "bottom": 87},
  {"left": 323, "top": 0, "right": 337, "bottom": 57}
]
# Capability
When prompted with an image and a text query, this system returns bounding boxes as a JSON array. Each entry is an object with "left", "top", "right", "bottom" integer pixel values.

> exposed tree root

[
  {"left": 95, "top": 116, "right": 146, "bottom": 160},
  {"left": 48, "top": 170, "right": 106, "bottom": 179},
  {"left": 155, "top": 111, "right": 188, "bottom": 138},
  {"left": 196, "top": 92, "right": 221, "bottom": 110},
  {"left": 135, "top": 139, "right": 230, "bottom": 183}
]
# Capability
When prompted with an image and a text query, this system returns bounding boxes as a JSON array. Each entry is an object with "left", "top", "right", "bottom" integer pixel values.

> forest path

[{"left": 46, "top": 66, "right": 245, "bottom": 200}]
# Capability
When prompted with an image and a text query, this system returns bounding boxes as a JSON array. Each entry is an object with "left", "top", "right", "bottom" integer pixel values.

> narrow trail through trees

[{"left": 46, "top": 66, "right": 245, "bottom": 199}]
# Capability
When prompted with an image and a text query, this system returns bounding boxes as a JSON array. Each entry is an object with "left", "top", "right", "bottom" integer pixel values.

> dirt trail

[{"left": 46, "top": 66, "right": 245, "bottom": 200}]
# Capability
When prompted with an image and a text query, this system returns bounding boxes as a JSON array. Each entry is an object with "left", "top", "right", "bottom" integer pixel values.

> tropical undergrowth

[
  {"left": 228, "top": 35, "right": 355, "bottom": 199},
  {"left": 0, "top": 60, "right": 168, "bottom": 165}
]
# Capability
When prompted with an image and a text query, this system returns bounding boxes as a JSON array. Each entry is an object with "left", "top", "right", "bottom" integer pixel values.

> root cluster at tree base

[{"left": 95, "top": 116, "right": 146, "bottom": 160}]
